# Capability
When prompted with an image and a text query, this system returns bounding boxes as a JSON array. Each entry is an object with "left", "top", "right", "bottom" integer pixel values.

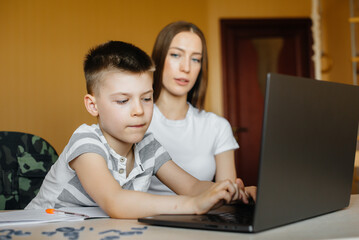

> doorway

[{"left": 221, "top": 18, "right": 314, "bottom": 186}]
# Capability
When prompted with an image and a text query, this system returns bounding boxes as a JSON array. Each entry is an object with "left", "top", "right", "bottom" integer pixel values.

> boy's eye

[
  {"left": 116, "top": 99, "right": 128, "bottom": 104},
  {"left": 143, "top": 97, "right": 153, "bottom": 102}
]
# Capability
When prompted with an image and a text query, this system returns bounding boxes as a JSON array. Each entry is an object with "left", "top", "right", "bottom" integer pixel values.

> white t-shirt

[{"left": 147, "top": 104, "right": 239, "bottom": 195}]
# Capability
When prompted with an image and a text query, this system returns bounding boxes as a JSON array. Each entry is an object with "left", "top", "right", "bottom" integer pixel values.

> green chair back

[{"left": 0, "top": 131, "right": 58, "bottom": 209}]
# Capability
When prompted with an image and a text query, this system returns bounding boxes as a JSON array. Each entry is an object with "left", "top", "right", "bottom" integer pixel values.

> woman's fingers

[
  {"left": 245, "top": 186, "right": 257, "bottom": 202},
  {"left": 235, "top": 178, "right": 245, "bottom": 189},
  {"left": 233, "top": 183, "right": 239, "bottom": 200},
  {"left": 211, "top": 179, "right": 241, "bottom": 205},
  {"left": 234, "top": 178, "right": 249, "bottom": 203}
]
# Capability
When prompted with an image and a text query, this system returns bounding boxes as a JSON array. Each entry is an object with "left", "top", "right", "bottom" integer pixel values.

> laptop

[{"left": 138, "top": 73, "right": 359, "bottom": 233}]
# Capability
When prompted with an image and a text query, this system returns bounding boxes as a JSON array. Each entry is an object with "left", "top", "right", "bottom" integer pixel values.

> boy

[{"left": 26, "top": 41, "right": 252, "bottom": 218}]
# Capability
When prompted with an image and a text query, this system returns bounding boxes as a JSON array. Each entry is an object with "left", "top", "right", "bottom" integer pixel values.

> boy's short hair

[{"left": 84, "top": 41, "right": 155, "bottom": 95}]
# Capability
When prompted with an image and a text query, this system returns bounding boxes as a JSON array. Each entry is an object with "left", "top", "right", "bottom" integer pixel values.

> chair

[{"left": 0, "top": 131, "right": 58, "bottom": 209}]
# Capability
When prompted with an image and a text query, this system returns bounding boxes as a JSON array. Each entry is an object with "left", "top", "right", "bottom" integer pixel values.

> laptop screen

[{"left": 253, "top": 73, "right": 359, "bottom": 231}]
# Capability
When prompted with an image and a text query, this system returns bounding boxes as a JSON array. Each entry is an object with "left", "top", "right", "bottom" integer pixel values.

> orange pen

[{"left": 46, "top": 208, "right": 90, "bottom": 218}]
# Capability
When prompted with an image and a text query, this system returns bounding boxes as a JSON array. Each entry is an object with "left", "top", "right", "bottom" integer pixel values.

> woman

[{"left": 148, "top": 21, "right": 252, "bottom": 197}]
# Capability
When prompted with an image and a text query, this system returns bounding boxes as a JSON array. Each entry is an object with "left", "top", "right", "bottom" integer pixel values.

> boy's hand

[{"left": 191, "top": 180, "right": 237, "bottom": 214}]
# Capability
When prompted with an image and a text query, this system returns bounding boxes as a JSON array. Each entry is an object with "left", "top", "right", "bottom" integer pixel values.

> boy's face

[{"left": 92, "top": 70, "right": 153, "bottom": 147}]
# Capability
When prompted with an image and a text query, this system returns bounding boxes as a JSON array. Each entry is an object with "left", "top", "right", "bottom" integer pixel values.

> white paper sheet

[{"left": 0, "top": 207, "right": 109, "bottom": 227}]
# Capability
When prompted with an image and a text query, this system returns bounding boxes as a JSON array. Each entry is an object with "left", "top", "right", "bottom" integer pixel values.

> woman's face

[{"left": 161, "top": 31, "right": 202, "bottom": 98}]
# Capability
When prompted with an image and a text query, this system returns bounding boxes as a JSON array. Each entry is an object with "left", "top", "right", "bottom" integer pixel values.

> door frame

[
  {"left": 221, "top": 18, "right": 314, "bottom": 119},
  {"left": 220, "top": 18, "right": 314, "bottom": 185}
]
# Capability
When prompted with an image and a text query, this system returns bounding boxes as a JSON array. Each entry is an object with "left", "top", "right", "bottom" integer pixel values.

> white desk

[{"left": 2, "top": 195, "right": 359, "bottom": 240}]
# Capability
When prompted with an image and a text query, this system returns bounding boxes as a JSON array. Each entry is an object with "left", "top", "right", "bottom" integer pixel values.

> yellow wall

[
  {"left": 0, "top": 0, "right": 208, "bottom": 152},
  {"left": 0, "top": 0, "right": 351, "bottom": 154}
]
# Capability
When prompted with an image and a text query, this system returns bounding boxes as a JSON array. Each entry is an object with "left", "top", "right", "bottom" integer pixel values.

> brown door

[{"left": 221, "top": 19, "right": 314, "bottom": 186}]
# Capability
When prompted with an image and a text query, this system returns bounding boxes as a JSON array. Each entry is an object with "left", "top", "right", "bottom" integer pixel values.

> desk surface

[{"left": 2, "top": 194, "right": 359, "bottom": 240}]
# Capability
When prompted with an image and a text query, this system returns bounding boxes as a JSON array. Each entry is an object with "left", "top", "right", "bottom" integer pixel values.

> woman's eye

[
  {"left": 170, "top": 53, "right": 180, "bottom": 58},
  {"left": 192, "top": 58, "right": 201, "bottom": 63}
]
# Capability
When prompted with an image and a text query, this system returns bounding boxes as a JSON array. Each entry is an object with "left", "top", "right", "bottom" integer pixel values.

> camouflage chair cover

[{"left": 0, "top": 131, "right": 58, "bottom": 209}]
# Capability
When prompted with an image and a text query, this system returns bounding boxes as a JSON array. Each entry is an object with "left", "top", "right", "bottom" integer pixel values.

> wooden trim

[{"left": 349, "top": 17, "right": 359, "bottom": 23}]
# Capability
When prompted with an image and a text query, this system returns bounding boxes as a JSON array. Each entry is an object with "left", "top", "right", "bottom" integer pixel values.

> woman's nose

[{"left": 179, "top": 57, "right": 190, "bottom": 73}]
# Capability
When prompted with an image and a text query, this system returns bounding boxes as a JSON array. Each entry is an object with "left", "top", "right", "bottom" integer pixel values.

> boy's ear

[{"left": 84, "top": 94, "right": 99, "bottom": 117}]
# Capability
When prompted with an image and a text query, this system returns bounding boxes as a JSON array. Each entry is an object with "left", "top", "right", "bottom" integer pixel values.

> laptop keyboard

[{"left": 199, "top": 203, "right": 254, "bottom": 225}]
